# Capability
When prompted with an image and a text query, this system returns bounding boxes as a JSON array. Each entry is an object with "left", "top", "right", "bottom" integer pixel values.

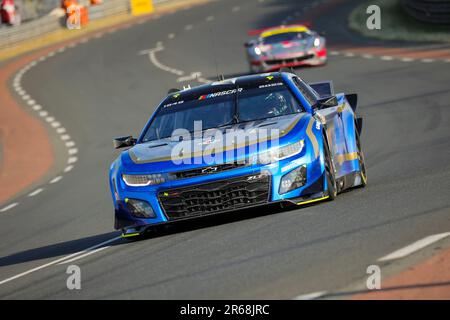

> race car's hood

[{"left": 122, "top": 113, "right": 307, "bottom": 171}]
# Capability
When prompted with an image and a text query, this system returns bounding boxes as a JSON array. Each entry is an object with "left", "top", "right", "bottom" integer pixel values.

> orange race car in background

[{"left": 245, "top": 24, "right": 327, "bottom": 73}]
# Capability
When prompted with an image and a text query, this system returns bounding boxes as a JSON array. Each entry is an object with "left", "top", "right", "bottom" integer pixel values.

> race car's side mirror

[
  {"left": 113, "top": 136, "right": 136, "bottom": 149},
  {"left": 316, "top": 96, "right": 338, "bottom": 109},
  {"left": 244, "top": 41, "right": 256, "bottom": 48}
]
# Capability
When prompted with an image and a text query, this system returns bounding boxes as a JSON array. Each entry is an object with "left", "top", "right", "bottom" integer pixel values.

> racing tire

[
  {"left": 323, "top": 135, "right": 337, "bottom": 200},
  {"left": 355, "top": 128, "right": 367, "bottom": 188}
]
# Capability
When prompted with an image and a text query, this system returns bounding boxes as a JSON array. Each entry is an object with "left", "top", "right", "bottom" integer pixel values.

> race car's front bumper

[
  {"left": 250, "top": 48, "right": 327, "bottom": 72},
  {"left": 111, "top": 150, "right": 327, "bottom": 234}
]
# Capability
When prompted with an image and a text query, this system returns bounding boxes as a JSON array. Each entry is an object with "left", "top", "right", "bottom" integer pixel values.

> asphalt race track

[{"left": 0, "top": 0, "right": 449, "bottom": 299}]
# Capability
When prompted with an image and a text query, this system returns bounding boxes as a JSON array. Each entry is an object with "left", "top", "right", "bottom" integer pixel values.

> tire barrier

[{"left": 401, "top": 0, "right": 450, "bottom": 24}]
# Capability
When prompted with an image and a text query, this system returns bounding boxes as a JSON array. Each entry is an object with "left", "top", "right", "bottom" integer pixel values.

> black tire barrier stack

[{"left": 401, "top": 0, "right": 450, "bottom": 24}]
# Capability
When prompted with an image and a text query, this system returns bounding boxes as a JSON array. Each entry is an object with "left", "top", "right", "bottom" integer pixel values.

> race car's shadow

[
  {"left": 0, "top": 231, "right": 123, "bottom": 268},
  {"left": 0, "top": 203, "right": 300, "bottom": 267},
  {"left": 139, "top": 202, "right": 299, "bottom": 241},
  {"left": 1, "top": 194, "right": 334, "bottom": 267}
]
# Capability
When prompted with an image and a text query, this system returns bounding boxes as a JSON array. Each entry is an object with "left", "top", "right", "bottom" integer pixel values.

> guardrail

[
  {"left": 401, "top": 0, "right": 450, "bottom": 24},
  {"left": 0, "top": 14, "right": 64, "bottom": 50},
  {"left": 0, "top": 0, "right": 171, "bottom": 50}
]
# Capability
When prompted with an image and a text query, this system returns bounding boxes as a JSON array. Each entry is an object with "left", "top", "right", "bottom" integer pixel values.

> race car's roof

[
  {"left": 260, "top": 25, "right": 309, "bottom": 38},
  {"left": 165, "top": 72, "right": 286, "bottom": 101}
]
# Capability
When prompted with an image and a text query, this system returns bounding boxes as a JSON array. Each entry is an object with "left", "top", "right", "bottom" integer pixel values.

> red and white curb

[
  {"left": 329, "top": 50, "right": 450, "bottom": 64},
  {"left": 0, "top": 2, "right": 179, "bottom": 214},
  {"left": 1, "top": 47, "right": 79, "bottom": 213}
]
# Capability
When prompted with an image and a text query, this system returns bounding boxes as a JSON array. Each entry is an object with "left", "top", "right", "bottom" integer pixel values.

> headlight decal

[
  {"left": 256, "top": 140, "right": 305, "bottom": 164},
  {"left": 122, "top": 173, "right": 165, "bottom": 187},
  {"left": 124, "top": 198, "right": 156, "bottom": 218},
  {"left": 279, "top": 165, "right": 307, "bottom": 194}
]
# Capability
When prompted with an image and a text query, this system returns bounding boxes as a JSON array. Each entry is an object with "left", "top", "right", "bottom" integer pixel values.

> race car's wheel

[
  {"left": 355, "top": 128, "right": 367, "bottom": 187},
  {"left": 323, "top": 136, "right": 337, "bottom": 200}
]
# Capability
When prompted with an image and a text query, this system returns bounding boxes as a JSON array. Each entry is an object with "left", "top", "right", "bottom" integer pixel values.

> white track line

[
  {"left": 177, "top": 72, "right": 202, "bottom": 83},
  {"left": 49, "top": 176, "right": 63, "bottom": 184},
  {"left": 197, "top": 77, "right": 211, "bottom": 84},
  {"left": 28, "top": 188, "right": 44, "bottom": 197},
  {"left": 57, "top": 246, "right": 111, "bottom": 265},
  {"left": 294, "top": 291, "right": 327, "bottom": 300},
  {"left": 65, "top": 141, "right": 75, "bottom": 148},
  {"left": 51, "top": 121, "right": 61, "bottom": 128},
  {"left": 0, "top": 236, "right": 121, "bottom": 286},
  {"left": 4, "top": 10, "right": 108, "bottom": 208},
  {"left": 0, "top": 203, "right": 19, "bottom": 213},
  {"left": 141, "top": 42, "right": 211, "bottom": 84},
  {"left": 380, "top": 55, "right": 394, "bottom": 61},
  {"left": 143, "top": 44, "right": 185, "bottom": 76},
  {"left": 378, "top": 232, "right": 450, "bottom": 262},
  {"left": 328, "top": 50, "right": 448, "bottom": 63},
  {"left": 68, "top": 156, "right": 78, "bottom": 164},
  {"left": 60, "top": 134, "right": 71, "bottom": 141}
]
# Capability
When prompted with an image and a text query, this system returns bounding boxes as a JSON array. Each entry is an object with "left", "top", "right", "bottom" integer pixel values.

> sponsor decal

[
  {"left": 315, "top": 120, "right": 321, "bottom": 130},
  {"left": 201, "top": 166, "right": 218, "bottom": 174},
  {"left": 198, "top": 88, "right": 244, "bottom": 100},
  {"left": 163, "top": 100, "right": 184, "bottom": 108},
  {"left": 259, "top": 82, "right": 284, "bottom": 89}
]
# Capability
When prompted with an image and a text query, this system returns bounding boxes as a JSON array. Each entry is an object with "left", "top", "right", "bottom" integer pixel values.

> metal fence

[
  {"left": 401, "top": 0, "right": 450, "bottom": 24},
  {"left": 0, "top": 0, "right": 171, "bottom": 50},
  {"left": 0, "top": 14, "right": 64, "bottom": 50}
]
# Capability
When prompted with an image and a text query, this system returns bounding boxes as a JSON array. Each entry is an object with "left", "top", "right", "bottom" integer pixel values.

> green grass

[{"left": 348, "top": 0, "right": 450, "bottom": 43}]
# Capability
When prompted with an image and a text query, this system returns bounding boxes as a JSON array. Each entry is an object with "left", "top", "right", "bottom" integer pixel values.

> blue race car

[{"left": 109, "top": 71, "right": 366, "bottom": 238}]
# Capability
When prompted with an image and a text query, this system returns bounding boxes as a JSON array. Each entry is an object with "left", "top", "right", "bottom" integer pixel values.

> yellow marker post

[{"left": 130, "top": 0, "right": 154, "bottom": 16}]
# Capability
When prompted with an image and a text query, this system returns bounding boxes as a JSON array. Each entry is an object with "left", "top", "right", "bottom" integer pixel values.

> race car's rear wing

[
  {"left": 309, "top": 81, "right": 334, "bottom": 98},
  {"left": 310, "top": 81, "right": 358, "bottom": 112},
  {"left": 311, "top": 82, "right": 362, "bottom": 133},
  {"left": 247, "top": 22, "right": 312, "bottom": 36}
]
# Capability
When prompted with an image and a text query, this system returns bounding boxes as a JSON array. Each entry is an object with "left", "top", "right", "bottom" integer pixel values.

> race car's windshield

[
  {"left": 141, "top": 83, "right": 304, "bottom": 142},
  {"left": 262, "top": 32, "right": 309, "bottom": 44}
]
